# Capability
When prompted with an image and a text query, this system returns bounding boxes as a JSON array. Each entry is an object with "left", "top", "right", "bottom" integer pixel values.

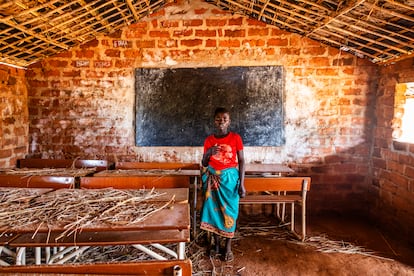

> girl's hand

[
  {"left": 238, "top": 184, "right": 246, "bottom": 198},
  {"left": 207, "top": 144, "right": 220, "bottom": 157}
]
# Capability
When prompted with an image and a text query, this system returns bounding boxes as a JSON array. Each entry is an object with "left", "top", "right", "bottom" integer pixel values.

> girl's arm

[{"left": 237, "top": 149, "right": 246, "bottom": 198}]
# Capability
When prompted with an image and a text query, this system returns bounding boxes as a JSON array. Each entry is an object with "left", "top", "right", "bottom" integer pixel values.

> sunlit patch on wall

[{"left": 393, "top": 82, "right": 414, "bottom": 143}]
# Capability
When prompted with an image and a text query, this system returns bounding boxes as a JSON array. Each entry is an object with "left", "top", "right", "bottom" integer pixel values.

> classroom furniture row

[{"left": 5, "top": 160, "right": 309, "bottom": 240}]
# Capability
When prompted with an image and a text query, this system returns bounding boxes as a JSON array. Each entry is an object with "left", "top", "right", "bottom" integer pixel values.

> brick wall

[
  {"left": 0, "top": 64, "right": 28, "bottom": 167},
  {"left": 372, "top": 57, "right": 414, "bottom": 239},
  {"left": 25, "top": 0, "right": 378, "bottom": 214}
]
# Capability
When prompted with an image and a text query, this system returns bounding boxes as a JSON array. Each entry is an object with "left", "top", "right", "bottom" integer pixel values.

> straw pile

[{"left": 0, "top": 188, "right": 171, "bottom": 241}]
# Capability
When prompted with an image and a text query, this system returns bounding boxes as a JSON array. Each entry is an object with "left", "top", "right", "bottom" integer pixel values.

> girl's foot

[{"left": 223, "top": 251, "right": 234, "bottom": 262}]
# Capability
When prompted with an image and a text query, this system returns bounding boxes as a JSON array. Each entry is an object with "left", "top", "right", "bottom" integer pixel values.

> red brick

[
  {"left": 80, "top": 39, "right": 99, "bottom": 48},
  {"left": 136, "top": 40, "right": 156, "bottom": 48},
  {"left": 248, "top": 28, "right": 269, "bottom": 36},
  {"left": 211, "top": 8, "right": 229, "bottom": 15},
  {"left": 115, "top": 59, "right": 135, "bottom": 68},
  {"left": 75, "top": 50, "right": 94, "bottom": 58},
  {"left": 195, "top": 30, "right": 216, "bottom": 37},
  {"left": 161, "top": 20, "right": 179, "bottom": 28},
  {"left": 0, "top": 149, "right": 12, "bottom": 158},
  {"left": 129, "top": 22, "right": 148, "bottom": 29},
  {"left": 303, "top": 47, "right": 327, "bottom": 55},
  {"left": 308, "top": 57, "right": 330, "bottom": 66},
  {"left": 149, "top": 31, "right": 170, "bottom": 38},
  {"left": 267, "top": 38, "right": 288, "bottom": 46},
  {"left": 242, "top": 39, "right": 265, "bottom": 47},
  {"left": 149, "top": 9, "right": 165, "bottom": 17},
  {"left": 174, "top": 29, "right": 193, "bottom": 37},
  {"left": 181, "top": 39, "right": 203, "bottom": 47},
  {"left": 205, "top": 39, "right": 217, "bottom": 47},
  {"left": 158, "top": 40, "right": 178, "bottom": 48},
  {"left": 183, "top": 19, "right": 203, "bottom": 27},
  {"left": 246, "top": 18, "right": 266, "bottom": 27},
  {"left": 63, "top": 70, "right": 81, "bottom": 77},
  {"left": 125, "top": 29, "right": 147, "bottom": 39},
  {"left": 105, "top": 49, "right": 121, "bottom": 58},
  {"left": 194, "top": 8, "right": 208, "bottom": 15},
  {"left": 228, "top": 17, "right": 243, "bottom": 26},
  {"left": 219, "top": 39, "right": 240, "bottom": 47},
  {"left": 206, "top": 19, "right": 226, "bottom": 27},
  {"left": 224, "top": 30, "right": 245, "bottom": 37}
]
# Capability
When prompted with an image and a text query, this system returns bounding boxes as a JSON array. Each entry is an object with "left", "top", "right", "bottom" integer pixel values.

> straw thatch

[{"left": 0, "top": 0, "right": 413, "bottom": 67}]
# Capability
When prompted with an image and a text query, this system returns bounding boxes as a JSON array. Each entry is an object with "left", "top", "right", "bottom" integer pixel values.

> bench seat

[{"left": 240, "top": 176, "right": 311, "bottom": 241}]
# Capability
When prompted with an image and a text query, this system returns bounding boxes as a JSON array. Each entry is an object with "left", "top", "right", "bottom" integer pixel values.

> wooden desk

[
  {"left": 0, "top": 188, "right": 190, "bottom": 267},
  {"left": 245, "top": 163, "right": 294, "bottom": 175},
  {"left": 82, "top": 169, "right": 200, "bottom": 239},
  {"left": 17, "top": 158, "right": 114, "bottom": 172},
  {"left": 0, "top": 168, "right": 96, "bottom": 189}
]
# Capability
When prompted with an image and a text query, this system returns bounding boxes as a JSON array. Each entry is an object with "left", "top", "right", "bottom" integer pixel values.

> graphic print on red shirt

[{"left": 204, "top": 132, "right": 243, "bottom": 171}]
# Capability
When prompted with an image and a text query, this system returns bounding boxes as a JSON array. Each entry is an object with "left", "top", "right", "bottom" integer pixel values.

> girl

[{"left": 200, "top": 107, "right": 245, "bottom": 262}]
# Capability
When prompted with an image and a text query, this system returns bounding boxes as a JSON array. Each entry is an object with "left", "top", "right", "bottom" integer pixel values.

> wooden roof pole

[
  {"left": 306, "top": 0, "right": 367, "bottom": 36},
  {"left": 126, "top": 0, "right": 141, "bottom": 21}
]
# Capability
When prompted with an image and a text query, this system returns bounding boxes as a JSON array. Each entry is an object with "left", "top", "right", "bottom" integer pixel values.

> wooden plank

[
  {"left": 240, "top": 195, "right": 302, "bottom": 204},
  {"left": 17, "top": 158, "right": 73, "bottom": 168},
  {"left": 95, "top": 169, "right": 200, "bottom": 177},
  {"left": 80, "top": 175, "right": 190, "bottom": 189},
  {"left": 0, "top": 175, "right": 75, "bottom": 188},
  {"left": 0, "top": 259, "right": 193, "bottom": 275},
  {"left": 50, "top": 187, "right": 188, "bottom": 203},
  {"left": 74, "top": 159, "right": 114, "bottom": 171},
  {"left": 245, "top": 163, "right": 294, "bottom": 174},
  {"left": 244, "top": 177, "right": 311, "bottom": 192},
  {"left": 10, "top": 229, "right": 190, "bottom": 247},
  {"left": 4, "top": 203, "right": 190, "bottom": 234},
  {"left": 17, "top": 159, "right": 113, "bottom": 172},
  {"left": 115, "top": 162, "right": 199, "bottom": 170}
]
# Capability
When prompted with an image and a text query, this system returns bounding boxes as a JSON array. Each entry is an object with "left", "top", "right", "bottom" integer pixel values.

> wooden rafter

[{"left": 0, "top": 0, "right": 413, "bottom": 66}]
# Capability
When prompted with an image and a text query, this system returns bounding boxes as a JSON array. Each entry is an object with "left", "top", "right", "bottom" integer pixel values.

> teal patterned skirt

[{"left": 200, "top": 166, "right": 240, "bottom": 238}]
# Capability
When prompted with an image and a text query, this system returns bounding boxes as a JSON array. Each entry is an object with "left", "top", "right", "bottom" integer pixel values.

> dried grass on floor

[{"left": 188, "top": 217, "right": 387, "bottom": 275}]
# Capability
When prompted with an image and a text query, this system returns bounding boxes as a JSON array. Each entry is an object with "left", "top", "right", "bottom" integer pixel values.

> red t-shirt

[{"left": 203, "top": 132, "right": 244, "bottom": 171}]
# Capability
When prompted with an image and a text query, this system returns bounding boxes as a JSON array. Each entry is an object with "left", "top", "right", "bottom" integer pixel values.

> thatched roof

[{"left": 0, "top": 0, "right": 413, "bottom": 68}]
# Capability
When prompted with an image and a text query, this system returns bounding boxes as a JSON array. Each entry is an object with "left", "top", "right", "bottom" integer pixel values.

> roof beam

[
  {"left": 306, "top": 0, "right": 367, "bottom": 36},
  {"left": 126, "top": 0, "right": 141, "bottom": 21}
]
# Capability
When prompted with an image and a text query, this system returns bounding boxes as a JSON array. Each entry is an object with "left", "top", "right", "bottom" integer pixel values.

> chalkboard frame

[{"left": 135, "top": 66, "right": 285, "bottom": 147}]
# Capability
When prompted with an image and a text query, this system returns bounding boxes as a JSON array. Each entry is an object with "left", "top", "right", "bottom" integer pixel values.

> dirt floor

[{"left": 188, "top": 214, "right": 414, "bottom": 276}]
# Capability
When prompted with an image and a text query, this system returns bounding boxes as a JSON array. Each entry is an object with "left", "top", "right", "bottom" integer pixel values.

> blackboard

[{"left": 135, "top": 66, "right": 285, "bottom": 146}]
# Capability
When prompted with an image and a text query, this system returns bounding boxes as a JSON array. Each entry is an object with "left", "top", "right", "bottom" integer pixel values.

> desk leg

[
  {"left": 193, "top": 176, "right": 198, "bottom": 239},
  {"left": 35, "top": 247, "right": 41, "bottom": 264},
  {"left": 178, "top": 242, "right": 185, "bottom": 260},
  {"left": 133, "top": 244, "right": 167, "bottom": 260},
  {"left": 16, "top": 247, "right": 25, "bottom": 265},
  {"left": 45, "top": 247, "right": 51, "bottom": 263}
]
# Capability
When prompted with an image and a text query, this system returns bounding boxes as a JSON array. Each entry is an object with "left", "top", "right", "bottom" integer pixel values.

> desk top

[
  {"left": 0, "top": 168, "right": 96, "bottom": 177},
  {"left": 0, "top": 188, "right": 189, "bottom": 238},
  {"left": 95, "top": 169, "right": 200, "bottom": 177},
  {"left": 245, "top": 163, "right": 294, "bottom": 174}
]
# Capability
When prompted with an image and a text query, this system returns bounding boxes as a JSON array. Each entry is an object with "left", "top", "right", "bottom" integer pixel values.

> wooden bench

[
  {"left": 0, "top": 168, "right": 95, "bottom": 189},
  {"left": 115, "top": 161, "right": 199, "bottom": 170},
  {"left": 17, "top": 158, "right": 114, "bottom": 172},
  {"left": 0, "top": 188, "right": 191, "bottom": 269},
  {"left": 240, "top": 176, "right": 311, "bottom": 241},
  {"left": 0, "top": 259, "right": 192, "bottom": 275},
  {"left": 80, "top": 175, "right": 191, "bottom": 190},
  {"left": 111, "top": 163, "right": 200, "bottom": 239}
]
